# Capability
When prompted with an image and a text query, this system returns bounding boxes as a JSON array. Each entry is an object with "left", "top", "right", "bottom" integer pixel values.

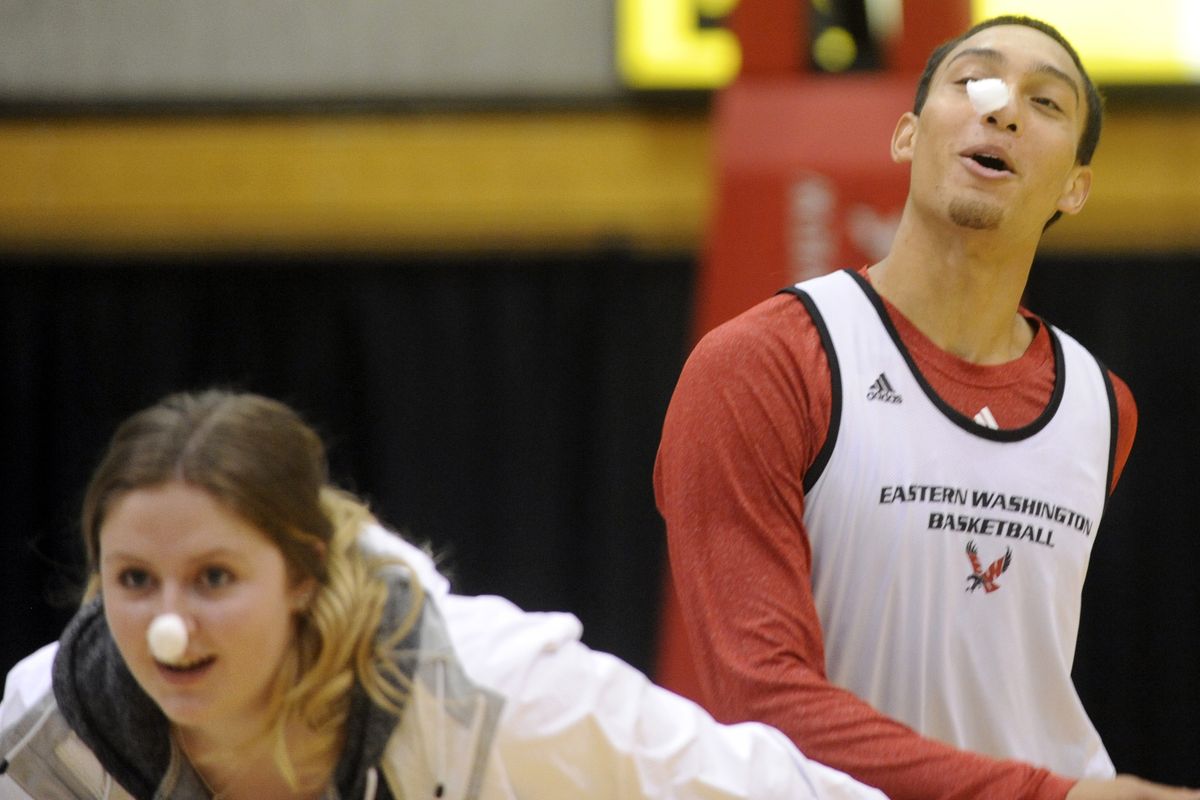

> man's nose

[{"left": 985, "top": 103, "right": 1020, "bottom": 133}]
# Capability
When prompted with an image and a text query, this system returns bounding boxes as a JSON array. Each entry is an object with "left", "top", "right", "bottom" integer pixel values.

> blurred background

[{"left": 2, "top": 0, "right": 1198, "bottom": 786}]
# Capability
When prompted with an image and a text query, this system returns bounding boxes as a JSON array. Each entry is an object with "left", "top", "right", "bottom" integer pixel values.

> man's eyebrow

[
  {"left": 947, "top": 47, "right": 1004, "bottom": 68},
  {"left": 947, "top": 46, "right": 1080, "bottom": 104},
  {"left": 1033, "top": 63, "right": 1081, "bottom": 104}
]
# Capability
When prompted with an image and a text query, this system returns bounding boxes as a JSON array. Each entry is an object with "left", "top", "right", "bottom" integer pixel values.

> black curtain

[
  {"left": 1025, "top": 251, "right": 1200, "bottom": 787},
  {"left": 1, "top": 249, "right": 693, "bottom": 683}
]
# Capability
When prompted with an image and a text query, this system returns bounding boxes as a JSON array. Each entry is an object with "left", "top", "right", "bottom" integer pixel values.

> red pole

[
  {"left": 727, "top": 0, "right": 807, "bottom": 75},
  {"left": 886, "top": 0, "right": 972, "bottom": 74}
]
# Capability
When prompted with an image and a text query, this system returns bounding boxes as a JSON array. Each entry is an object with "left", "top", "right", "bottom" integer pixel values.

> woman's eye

[
  {"left": 200, "top": 567, "right": 234, "bottom": 590},
  {"left": 117, "top": 569, "right": 153, "bottom": 590}
]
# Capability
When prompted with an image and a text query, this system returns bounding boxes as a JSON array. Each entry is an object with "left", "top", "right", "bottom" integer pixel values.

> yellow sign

[
  {"left": 974, "top": 0, "right": 1200, "bottom": 83},
  {"left": 617, "top": 0, "right": 742, "bottom": 88}
]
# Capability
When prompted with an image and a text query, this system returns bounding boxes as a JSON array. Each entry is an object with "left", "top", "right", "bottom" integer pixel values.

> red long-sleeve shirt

[{"left": 654, "top": 278, "right": 1136, "bottom": 800}]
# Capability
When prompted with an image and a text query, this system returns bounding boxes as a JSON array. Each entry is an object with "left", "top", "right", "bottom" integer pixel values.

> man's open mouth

[{"left": 967, "top": 152, "right": 1013, "bottom": 174}]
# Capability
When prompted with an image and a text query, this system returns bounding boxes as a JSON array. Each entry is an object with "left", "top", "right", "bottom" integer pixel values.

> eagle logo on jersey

[{"left": 965, "top": 540, "right": 1012, "bottom": 593}]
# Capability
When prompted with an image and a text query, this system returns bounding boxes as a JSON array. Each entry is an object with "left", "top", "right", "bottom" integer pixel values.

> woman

[{"left": 0, "top": 390, "right": 885, "bottom": 800}]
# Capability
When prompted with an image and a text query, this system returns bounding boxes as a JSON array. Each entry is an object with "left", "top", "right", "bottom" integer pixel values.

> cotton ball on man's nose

[
  {"left": 967, "top": 78, "right": 1010, "bottom": 115},
  {"left": 147, "top": 613, "right": 188, "bottom": 663}
]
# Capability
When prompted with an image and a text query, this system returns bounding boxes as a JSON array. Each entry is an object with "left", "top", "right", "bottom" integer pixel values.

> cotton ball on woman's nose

[
  {"left": 967, "top": 78, "right": 1010, "bottom": 115},
  {"left": 147, "top": 613, "right": 188, "bottom": 663}
]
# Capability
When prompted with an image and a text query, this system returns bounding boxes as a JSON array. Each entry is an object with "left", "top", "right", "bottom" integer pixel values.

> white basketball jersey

[{"left": 796, "top": 269, "right": 1116, "bottom": 778}]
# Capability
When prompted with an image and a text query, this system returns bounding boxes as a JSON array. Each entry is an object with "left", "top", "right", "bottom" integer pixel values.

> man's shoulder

[
  {"left": 675, "top": 292, "right": 832, "bottom": 407},
  {"left": 696, "top": 292, "right": 820, "bottom": 353}
]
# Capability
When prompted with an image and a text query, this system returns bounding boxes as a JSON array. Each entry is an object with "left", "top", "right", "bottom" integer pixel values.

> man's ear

[
  {"left": 1056, "top": 164, "right": 1093, "bottom": 217},
  {"left": 891, "top": 112, "right": 919, "bottom": 165}
]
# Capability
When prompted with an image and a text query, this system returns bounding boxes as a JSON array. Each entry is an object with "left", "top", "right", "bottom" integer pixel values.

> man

[{"left": 655, "top": 15, "right": 1200, "bottom": 800}]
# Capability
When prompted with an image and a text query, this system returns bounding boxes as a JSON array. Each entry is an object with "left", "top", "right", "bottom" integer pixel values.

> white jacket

[{"left": 1, "top": 525, "right": 887, "bottom": 800}]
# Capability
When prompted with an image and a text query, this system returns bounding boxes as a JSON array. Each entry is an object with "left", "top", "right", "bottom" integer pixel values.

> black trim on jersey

[
  {"left": 777, "top": 285, "right": 842, "bottom": 492},
  {"left": 1096, "top": 356, "right": 1119, "bottom": 508},
  {"left": 843, "top": 268, "right": 1067, "bottom": 442}
]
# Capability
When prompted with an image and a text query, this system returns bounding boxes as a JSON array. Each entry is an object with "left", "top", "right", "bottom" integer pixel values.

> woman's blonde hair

[{"left": 81, "top": 389, "right": 422, "bottom": 790}]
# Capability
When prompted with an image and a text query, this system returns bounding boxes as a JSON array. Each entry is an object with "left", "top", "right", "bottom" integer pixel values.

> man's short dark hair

[{"left": 912, "top": 15, "right": 1103, "bottom": 168}]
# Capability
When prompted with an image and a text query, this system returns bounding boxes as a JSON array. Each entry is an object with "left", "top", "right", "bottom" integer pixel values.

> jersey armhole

[
  {"left": 778, "top": 286, "right": 841, "bottom": 493},
  {"left": 1096, "top": 356, "right": 1119, "bottom": 508}
]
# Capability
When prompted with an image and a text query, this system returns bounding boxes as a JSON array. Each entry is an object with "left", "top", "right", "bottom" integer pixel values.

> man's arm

[
  {"left": 1108, "top": 371, "right": 1136, "bottom": 494},
  {"left": 1069, "top": 777, "right": 1200, "bottom": 800},
  {"left": 654, "top": 298, "right": 1069, "bottom": 799}
]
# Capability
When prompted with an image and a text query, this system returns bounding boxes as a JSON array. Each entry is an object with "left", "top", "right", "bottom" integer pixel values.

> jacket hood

[
  {"left": 332, "top": 571, "right": 424, "bottom": 800},
  {"left": 52, "top": 597, "right": 171, "bottom": 798}
]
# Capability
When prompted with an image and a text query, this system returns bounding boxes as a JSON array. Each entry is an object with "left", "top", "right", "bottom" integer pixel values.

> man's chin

[{"left": 948, "top": 199, "right": 1003, "bottom": 231}]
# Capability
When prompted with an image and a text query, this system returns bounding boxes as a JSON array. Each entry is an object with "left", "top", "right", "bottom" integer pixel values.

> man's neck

[{"left": 868, "top": 215, "right": 1040, "bottom": 365}]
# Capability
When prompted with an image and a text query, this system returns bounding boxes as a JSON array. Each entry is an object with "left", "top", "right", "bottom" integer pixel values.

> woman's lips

[{"left": 155, "top": 655, "right": 217, "bottom": 683}]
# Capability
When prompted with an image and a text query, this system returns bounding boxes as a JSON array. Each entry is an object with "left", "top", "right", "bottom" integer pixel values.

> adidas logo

[
  {"left": 866, "top": 373, "right": 902, "bottom": 403},
  {"left": 974, "top": 406, "right": 999, "bottom": 429}
]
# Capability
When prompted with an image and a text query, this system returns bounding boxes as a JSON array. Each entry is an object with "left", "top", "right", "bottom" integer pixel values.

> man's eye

[
  {"left": 200, "top": 567, "right": 233, "bottom": 589},
  {"left": 1033, "top": 97, "right": 1063, "bottom": 112},
  {"left": 118, "top": 569, "right": 153, "bottom": 590}
]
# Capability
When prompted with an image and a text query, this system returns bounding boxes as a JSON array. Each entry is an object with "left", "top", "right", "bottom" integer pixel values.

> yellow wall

[
  {"left": 0, "top": 105, "right": 1195, "bottom": 255},
  {"left": 0, "top": 112, "right": 711, "bottom": 254},
  {"left": 1042, "top": 105, "right": 1200, "bottom": 253}
]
